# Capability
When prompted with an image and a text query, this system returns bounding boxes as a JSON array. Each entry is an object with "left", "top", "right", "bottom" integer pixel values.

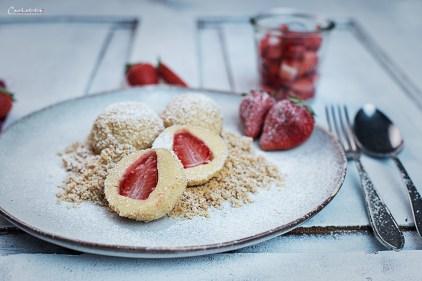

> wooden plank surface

[
  {"left": 1, "top": 230, "right": 421, "bottom": 256},
  {"left": 1, "top": 250, "right": 422, "bottom": 280},
  {"left": 87, "top": 23, "right": 138, "bottom": 94},
  {"left": 0, "top": 23, "right": 110, "bottom": 126}
]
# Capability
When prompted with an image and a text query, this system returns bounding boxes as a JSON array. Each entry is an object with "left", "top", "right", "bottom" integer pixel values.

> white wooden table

[{"left": 1, "top": 0, "right": 422, "bottom": 279}]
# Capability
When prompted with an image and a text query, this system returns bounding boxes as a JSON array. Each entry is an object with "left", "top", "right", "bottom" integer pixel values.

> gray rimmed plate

[{"left": 0, "top": 86, "right": 346, "bottom": 258}]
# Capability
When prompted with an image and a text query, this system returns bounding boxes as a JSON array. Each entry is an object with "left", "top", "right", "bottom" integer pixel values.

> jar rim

[{"left": 250, "top": 9, "right": 335, "bottom": 33}]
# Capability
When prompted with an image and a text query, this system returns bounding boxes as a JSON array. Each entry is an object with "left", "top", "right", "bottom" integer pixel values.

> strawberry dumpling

[
  {"left": 153, "top": 125, "right": 228, "bottom": 186},
  {"left": 239, "top": 90, "right": 275, "bottom": 138},
  {"left": 89, "top": 102, "right": 164, "bottom": 154},
  {"left": 160, "top": 93, "right": 223, "bottom": 134},
  {"left": 104, "top": 148, "right": 187, "bottom": 221}
]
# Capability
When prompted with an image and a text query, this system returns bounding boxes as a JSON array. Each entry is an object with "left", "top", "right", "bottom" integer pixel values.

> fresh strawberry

[
  {"left": 126, "top": 63, "right": 159, "bottom": 86},
  {"left": 0, "top": 85, "right": 14, "bottom": 121},
  {"left": 290, "top": 76, "right": 316, "bottom": 100},
  {"left": 239, "top": 90, "right": 276, "bottom": 138},
  {"left": 173, "top": 130, "right": 213, "bottom": 168},
  {"left": 0, "top": 80, "right": 14, "bottom": 131},
  {"left": 119, "top": 151, "right": 158, "bottom": 200},
  {"left": 157, "top": 60, "right": 188, "bottom": 87},
  {"left": 260, "top": 99, "right": 314, "bottom": 150}
]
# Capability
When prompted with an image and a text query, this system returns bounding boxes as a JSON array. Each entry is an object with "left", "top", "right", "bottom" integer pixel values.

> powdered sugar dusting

[
  {"left": 260, "top": 100, "right": 314, "bottom": 150},
  {"left": 160, "top": 93, "right": 223, "bottom": 133},
  {"left": 152, "top": 129, "right": 173, "bottom": 149},
  {"left": 89, "top": 102, "right": 164, "bottom": 153},
  {"left": 104, "top": 102, "right": 159, "bottom": 121},
  {"left": 239, "top": 90, "right": 275, "bottom": 138}
]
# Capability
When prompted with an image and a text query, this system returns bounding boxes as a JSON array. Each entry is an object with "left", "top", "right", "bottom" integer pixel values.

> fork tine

[
  {"left": 337, "top": 105, "right": 353, "bottom": 150},
  {"left": 343, "top": 106, "right": 358, "bottom": 151},
  {"left": 325, "top": 106, "right": 333, "bottom": 132},
  {"left": 330, "top": 105, "right": 350, "bottom": 151}
]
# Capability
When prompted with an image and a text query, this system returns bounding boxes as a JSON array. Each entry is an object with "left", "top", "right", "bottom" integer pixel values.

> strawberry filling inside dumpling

[
  {"left": 105, "top": 148, "right": 187, "bottom": 221},
  {"left": 119, "top": 151, "right": 158, "bottom": 200},
  {"left": 173, "top": 130, "right": 213, "bottom": 168},
  {"left": 152, "top": 125, "right": 228, "bottom": 186}
]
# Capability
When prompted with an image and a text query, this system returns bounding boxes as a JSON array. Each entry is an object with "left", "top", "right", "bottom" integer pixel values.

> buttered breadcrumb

[
  {"left": 58, "top": 131, "right": 283, "bottom": 218},
  {"left": 58, "top": 142, "right": 136, "bottom": 205},
  {"left": 170, "top": 132, "right": 282, "bottom": 218}
]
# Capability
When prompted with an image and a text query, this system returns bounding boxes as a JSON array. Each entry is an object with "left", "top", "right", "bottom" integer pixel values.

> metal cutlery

[
  {"left": 325, "top": 104, "right": 404, "bottom": 250},
  {"left": 353, "top": 104, "right": 422, "bottom": 237}
]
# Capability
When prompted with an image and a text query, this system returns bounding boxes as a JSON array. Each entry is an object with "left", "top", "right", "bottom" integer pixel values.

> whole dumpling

[
  {"left": 160, "top": 93, "right": 223, "bottom": 134},
  {"left": 89, "top": 102, "right": 164, "bottom": 154}
]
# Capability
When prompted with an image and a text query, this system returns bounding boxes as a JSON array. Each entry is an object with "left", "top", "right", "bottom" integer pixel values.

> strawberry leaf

[
  {"left": 0, "top": 88, "right": 15, "bottom": 102},
  {"left": 288, "top": 95, "right": 315, "bottom": 117},
  {"left": 125, "top": 63, "right": 134, "bottom": 74}
]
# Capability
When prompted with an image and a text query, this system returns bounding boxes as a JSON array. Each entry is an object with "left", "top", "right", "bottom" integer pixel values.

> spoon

[{"left": 354, "top": 104, "right": 422, "bottom": 237}]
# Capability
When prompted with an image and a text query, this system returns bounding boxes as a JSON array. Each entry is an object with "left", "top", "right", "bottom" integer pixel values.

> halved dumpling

[
  {"left": 104, "top": 148, "right": 187, "bottom": 222},
  {"left": 153, "top": 125, "right": 228, "bottom": 186}
]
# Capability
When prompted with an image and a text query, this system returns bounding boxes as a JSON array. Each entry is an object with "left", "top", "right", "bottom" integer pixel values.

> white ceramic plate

[{"left": 0, "top": 87, "right": 346, "bottom": 258}]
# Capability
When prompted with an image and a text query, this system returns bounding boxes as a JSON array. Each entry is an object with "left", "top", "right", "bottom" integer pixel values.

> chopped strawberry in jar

[
  {"left": 253, "top": 13, "right": 333, "bottom": 100},
  {"left": 290, "top": 76, "right": 316, "bottom": 100},
  {"left": 279, "top": 59, "right": 301, "bottom": 82},
  {"left": 299, "top": 51, "right": 319, "bottom": 75},
  {"left": 304, "top": 33, "right": 322, "bottom": 51},
  {"left": 260, "top": 34, "right": 283, "bottom": 60}
]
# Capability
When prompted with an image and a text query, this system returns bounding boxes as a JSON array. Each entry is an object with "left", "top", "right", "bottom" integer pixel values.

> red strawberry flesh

[
  {"left": 300, "top": 51, "right": 318, "bottom": 75},
  {"left": 279, "top": 59, "right": 301, "bottom": 82},
  {"left": 304, "top": 33, "right": 322, "bottom": 51},
  {"left": 173, "top": 130, "right": 213, "bottom": 168},
  {"left": 284, "top": 45, "right": 306, "bottom": 59},
  {"left": 239, "top": 90, "right": 275, "bottom": 138},
  {"left": 119, "top": 151, "right": 158, "bottom": 200},
  {"left": 260, "top": 35, "right": 283, "bottom": 59}
]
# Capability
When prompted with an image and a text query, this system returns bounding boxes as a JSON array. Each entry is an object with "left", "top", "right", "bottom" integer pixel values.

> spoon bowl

[{"left": 354, "top": 104, "right": 403, "bottom": 157}]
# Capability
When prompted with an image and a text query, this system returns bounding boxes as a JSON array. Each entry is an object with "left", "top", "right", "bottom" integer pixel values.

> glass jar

[{"left": 251, "top": 10, "right": 335, "bottom": 100}]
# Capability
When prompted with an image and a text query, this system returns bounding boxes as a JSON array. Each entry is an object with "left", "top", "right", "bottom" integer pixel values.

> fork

[{"left": 325, "top": 105, "right": 404, "bottom": 250}]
